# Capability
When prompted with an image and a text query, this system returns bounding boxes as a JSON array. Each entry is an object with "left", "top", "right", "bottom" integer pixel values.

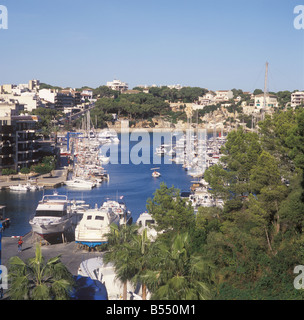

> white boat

[
  {"left": 75, "top": 199, "right": 132, "bottom": 247},
  {"left": 99, "top": 154, "right": 110, "bottom": 164},
  {"left": 75, "top": 205, "right": 120, "bottom": 247},
  {"left": 155, "top": 144, "right": 171, "bottom": 156},
  {"left": 78, "top": 257, "right": 137, "bottom": 300},
  {"left": 98, "top": 130, "right": 120, "bottom": 144},
  {"left": 189, "top": 186, "right": 215, "bottom": 209},
  {"left": 151, "top": 167, "right": 161, "bottom": 178},
  {"left": 136, "top": 212, "right": 158, "bottom": 241},
  {"left": 9, "top": 184, "right": 29, "bottom": 191},
  {"left": 101, "top": 199, "right": 132, "bottom": 226},
  {"left": 65, "top": 178, "right": 96, "bottom": 189},
  {"left": 27, "top": 183, "right": 44, "bottom": 191},
  {"left": 29, "top": 192, "right": 77, "bottom": 241}
]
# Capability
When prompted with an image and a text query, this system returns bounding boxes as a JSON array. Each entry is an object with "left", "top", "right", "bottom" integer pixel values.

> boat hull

[{"left": 29, "top": 218, "right": 75, "bottom": 241}]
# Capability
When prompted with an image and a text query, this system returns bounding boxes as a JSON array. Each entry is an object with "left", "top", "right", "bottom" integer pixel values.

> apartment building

[
  {"left": 291, "top": 91, "right": 304, "bottom": 108},
  {"left": 38, "top": 88, "right": 57, "bottom": 104},
  {"left": 0, "top": 115, "right": 41, "bottom": 172},
  {"left": 14, "top": 115, "right": 41, "bottom": 171},
  {"left": 106, "top": 79, "right": 128, "bottom": 93},
  {"left": 0, "top": 80, "right": 40, "bottom": 95},
  {"left": 39, "top": 88, "right": 81, "bottom": 109}
]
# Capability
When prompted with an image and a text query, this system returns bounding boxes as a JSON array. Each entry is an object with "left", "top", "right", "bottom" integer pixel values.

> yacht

[
  {"left": 101, "top": 200, "right": 132, "bottom": 226},
  {"left": 65, "top": 178, "right": 96, "bottom": 189},
  {"left": 98, "top": 130, "right": 120, "bottom": 144},
  {"left": 9, "top": 184, "right": 29, "bottom": 191},
  {"left": 27, "top": 183, "right": 44, "bottom": 191},
  {"left": 99, "top": 154, "right": 110, "bottom": 164},
  {"left": 29, "top": 192, "right": 77, "bottom": 241},
  {"left": 155, "top": 144, "right": 171, "bottom": 156},
  {"left": 75, "top": 204, "right": 120, "bottom": 247},
  {"left": 75, "top": 199, "right": 132, "bottom": 247},
  {"left": 136, "top": 212, "right": 158, "bottom": 241}
]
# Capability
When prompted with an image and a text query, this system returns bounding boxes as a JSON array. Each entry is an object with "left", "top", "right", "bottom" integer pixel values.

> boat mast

[{"left": 262, "top": 61, "right": 268, "bottom": 121}]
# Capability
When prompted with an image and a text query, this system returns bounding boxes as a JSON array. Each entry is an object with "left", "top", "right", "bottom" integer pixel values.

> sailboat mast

[{"left": 262, "top": 61, "right": 269, "bottom": 120}]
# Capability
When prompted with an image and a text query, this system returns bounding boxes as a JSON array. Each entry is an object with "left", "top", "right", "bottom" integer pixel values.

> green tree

[
  {"left": 8, "top": 244, "right": 75, "bottom": 300},
  {"left": 146, "top": 183, "right": 195, "bottom": 236},
  {"left": 146, "top": 233, "right": 214, "bottom": 300},
  {"left": 104, "top": 224, "right": 139, "bottom": 300}
]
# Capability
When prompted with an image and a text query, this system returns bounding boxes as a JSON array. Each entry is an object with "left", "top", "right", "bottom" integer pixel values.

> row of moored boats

[{"left": 29, "top": 191, "right": 157, "bottom": 246}]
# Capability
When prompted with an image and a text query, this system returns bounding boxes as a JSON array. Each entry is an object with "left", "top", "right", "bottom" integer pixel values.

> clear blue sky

[{"left": 0, "top": 0, "right": 303, "bottom": 92}]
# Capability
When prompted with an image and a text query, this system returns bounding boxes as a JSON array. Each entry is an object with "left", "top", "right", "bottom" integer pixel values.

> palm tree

[
  {"left": 128, "top": 228, "right": 152, "bottom": 300},
  {"left": 104, "top": 224, "right": 139, "bottom": 300},
  {"left": 145, "top": 232, "right": 214, "bottom": 300},
  {"left": 8, "top": 243, "right": 75, "bottom": 300}
]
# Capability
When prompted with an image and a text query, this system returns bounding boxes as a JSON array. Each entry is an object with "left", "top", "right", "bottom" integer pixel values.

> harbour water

[{"left": 1, "top": 132, "right": 195, "bottom": 237}]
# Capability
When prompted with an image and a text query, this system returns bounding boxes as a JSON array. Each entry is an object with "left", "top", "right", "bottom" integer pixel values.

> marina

[
  {"left": 0, "top": 130, "right": 225, "bottom": 238},
  {"left": 0, "top": 129, "right": 226, "bottom": 300}
]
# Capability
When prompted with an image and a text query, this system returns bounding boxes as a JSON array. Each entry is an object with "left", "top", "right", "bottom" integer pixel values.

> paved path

[
  {"left": 0, "top": 167, "right": 70, "bottom": 189},
  {"left": 1, "top": 233, "right": 102, "bottom": 275}
]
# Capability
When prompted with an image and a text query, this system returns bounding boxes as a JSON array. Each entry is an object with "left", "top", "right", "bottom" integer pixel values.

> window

[
  {"left": 95, "top": 216, "right": 104, "bottom": 220},
  {"left": 87, "top": 215, "right": 92, "bottom": 220},
  {"left": 35, "top": 210, "right": 67, "bottom": 217}
]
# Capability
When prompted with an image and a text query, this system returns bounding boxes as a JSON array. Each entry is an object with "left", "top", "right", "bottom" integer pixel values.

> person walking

[{"left": 17, "top": 237, "right": 23, "bottom": 253}]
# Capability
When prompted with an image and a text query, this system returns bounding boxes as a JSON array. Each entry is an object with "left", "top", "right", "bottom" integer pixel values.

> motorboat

[
  {"left": 29, "top": 192, "right": 77, "bottom": 241},
  {"left": 77, "top": 257, "right": 138, "bottom": 300},
  {"left": 75, "top": 199, "right": 132, "bottom": 247},
  {"left": 155, "top": 144, "right": 171, "bottom": 156},
  {"left": 98, "top": 130, "right": 120, "bottom": 144},
  {"left": 27, "top": 183, "right": 44, "bottom": 191},
  {"left": 99, "top": 154, "right": 110, "bottom": 164},
  {"left": 65, "top": 178, "right": 96, "bottom": 189},
  {"left": 9, "top": 184, "right": 29, "bottom": 191},
  {"left": 75, "top": 204, "right": 120, "bottom": 247},
  {"left": 151, "top": 168, "right": 161, "bottom": 178},
  {"left": 136, "top": 212, "right": 158, "bottom": 241},
  {"left": 101, "top": 199, "right": 132, "bottom": 226}
]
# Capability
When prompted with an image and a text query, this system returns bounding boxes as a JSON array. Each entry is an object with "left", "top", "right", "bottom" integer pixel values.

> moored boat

[
  {"left": 75, "top": 198, "right": 132, "bottom": 247},
  {"left": 65, "top": 178, "right": 96, "bottom": 189},
  {"left": 29, "top": 192, "right": 78, "bottom": 241},
  {"left": 9, "top": 184, "right": 29, "bottom": 191}
]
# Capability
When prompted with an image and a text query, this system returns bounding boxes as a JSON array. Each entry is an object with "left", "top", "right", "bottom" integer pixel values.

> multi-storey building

[
  {"left": 14, "top": 115, "right": 41, "bottom": 171},
  {"left": 254, "top": 94, "right": 278, "bottom": 110},
  {"left": 106, "top": 79, "right": 128, "bottom": 93},
  {"left": 0, "top": 100, "right": 43, "bottom": 172},
  {"left": 0, "top": 114, "right": 41, "bottom": 172},
  {"left": 291, "top": 91, "right": 304, "bottom": 108}
]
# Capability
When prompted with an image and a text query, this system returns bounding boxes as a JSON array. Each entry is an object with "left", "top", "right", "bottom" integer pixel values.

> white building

[
  {"left": 81, "top": 89, "right": 93, "bottom": 102},
  {"left": 198, "top": 91, "right": 216, "bottom": 106},
  {"left": 0, "top": 99, "right": 24, "bottom": 117},
  {"left": 167, "top": 84, "right": 183, "bottom": 90},
  {"left": 106, "top": 79, "right": 128, "bottom": 92},
  {"left": 291, "top": 91, "right": 304, "bottom": 108},
  {"left": 38, "top": 88, "right": 58, "bottom": 104},
  {"left": 215, "top": 90, "right": 233, "bottom": 103},
  {"left": 0, "top": 80, "right": 40, "bottom": 95},
  {"left": 0, "top": 93, "right": 40, "bottom": 112},
  {"left": 254, "top": 94, "right": 278, "bottom": 110}
]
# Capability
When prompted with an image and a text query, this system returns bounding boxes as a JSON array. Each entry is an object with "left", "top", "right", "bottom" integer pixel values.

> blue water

[{"left": 1, "top": 132, "right": 194, "bottom": 237}]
